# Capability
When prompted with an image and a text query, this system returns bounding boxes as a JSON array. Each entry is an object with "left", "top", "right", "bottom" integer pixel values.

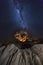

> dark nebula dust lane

[{"left": 0, "top": 0, "right": 43, "bottom": 41}]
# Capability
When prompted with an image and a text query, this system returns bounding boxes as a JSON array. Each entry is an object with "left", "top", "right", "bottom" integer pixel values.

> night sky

[{"left": 0, "top": 0, "right": 43, "bottom": 41}]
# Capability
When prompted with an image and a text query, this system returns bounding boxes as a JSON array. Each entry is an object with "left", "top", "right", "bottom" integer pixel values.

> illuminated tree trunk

[{"left": 0, "top": 43, "right": 43, "bottom": 65}]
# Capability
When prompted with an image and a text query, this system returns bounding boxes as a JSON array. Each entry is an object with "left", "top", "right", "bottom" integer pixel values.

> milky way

[
  {"left": 14, "top": 0, "right": 29, "bottom": 30},
  {"left": 0, "top": 0, "right": 43, "bottom": 40}
]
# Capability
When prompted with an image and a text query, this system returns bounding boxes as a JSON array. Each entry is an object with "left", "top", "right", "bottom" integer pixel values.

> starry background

[{"left": 0, "top": 0, "right": 43, "bottom": 41}]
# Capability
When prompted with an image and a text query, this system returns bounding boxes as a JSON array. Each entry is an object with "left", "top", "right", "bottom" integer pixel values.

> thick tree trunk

[{"left": 0, "top": 43, "right": 43, "bottom": 65}]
